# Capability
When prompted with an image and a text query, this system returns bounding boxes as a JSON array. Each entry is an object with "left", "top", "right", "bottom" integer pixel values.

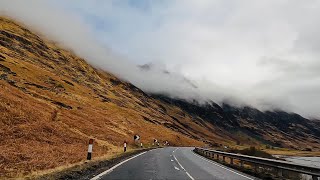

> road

[{"left": 92, "top": 147, "right": 258, "bottom": 180}]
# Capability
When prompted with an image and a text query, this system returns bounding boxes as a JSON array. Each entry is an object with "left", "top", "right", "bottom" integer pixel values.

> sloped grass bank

[{"left": 32, "top": 148, "right": 155, "bottom": 180}]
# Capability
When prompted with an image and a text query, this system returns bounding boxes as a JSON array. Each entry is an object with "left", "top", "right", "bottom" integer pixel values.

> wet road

[{"left": 92, "top": 147, "right": 258, "bottom": 180}]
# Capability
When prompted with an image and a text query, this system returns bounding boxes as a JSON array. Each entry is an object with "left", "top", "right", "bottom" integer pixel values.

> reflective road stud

[{"left": 87, "top": 139, "right": 93, "bottom": 160}]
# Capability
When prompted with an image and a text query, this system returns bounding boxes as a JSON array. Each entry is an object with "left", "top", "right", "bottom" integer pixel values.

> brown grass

[
  {"left": 263, "top": 148, "right": 320, "bottom": 157},
  {"left": 0, "top": 16, "right": 217, "bottom": 178}
]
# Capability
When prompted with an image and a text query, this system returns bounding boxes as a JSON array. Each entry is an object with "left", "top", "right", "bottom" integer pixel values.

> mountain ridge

[{"left": 152, "top": 94, "right": 320, "bottom": 148}]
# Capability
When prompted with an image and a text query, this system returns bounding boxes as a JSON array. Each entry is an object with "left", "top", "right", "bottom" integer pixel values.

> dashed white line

[
  {"left": 174, "top": 166, "right": 180, "bottom": 171},
  {"left": 172, "top": 148, "right": 195, "bottom": 180},
  {"left": 192, "top": 151, "right": 254, "bottom": 180},
  {"left": 90, "top": 151, "right": 148, "bottom": 180}
]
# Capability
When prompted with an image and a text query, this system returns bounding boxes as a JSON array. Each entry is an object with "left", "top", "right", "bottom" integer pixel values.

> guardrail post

[
  {"left": 217, "top": 154, "right": 219, "bottom": 161},
  {"left": 277, "top": 168, "right": 282, "bottom": 177},
  {"left": 254, "top": 164, "right": 258, "bottom": 173},
  {"left": 240, "top": 160, "right": 244, "bottom": 168},
  {"left": 223, "top": 156, "right": 225, "bottom": 162},
  {"left": 230, "top": 158, "right": 233, "bottom": 165},
  {"left": 312, "top": 175, "right": 318, "bottom": 180}
]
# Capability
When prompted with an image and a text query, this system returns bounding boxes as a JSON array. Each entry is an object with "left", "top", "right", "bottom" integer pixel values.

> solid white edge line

[
  {"left": 192, "top": 150, "right": 254, "bottom": 180},
  {"left": 90, "top": 151, "right": 148, "bottom": 180},
  {"left": 173, "top": 148, "right": 195, "bottom": 180}
]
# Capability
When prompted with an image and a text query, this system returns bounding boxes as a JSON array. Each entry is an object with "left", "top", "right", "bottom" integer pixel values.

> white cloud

[{"left": 1, "top": 0, "right": 320, "bottom": 118}]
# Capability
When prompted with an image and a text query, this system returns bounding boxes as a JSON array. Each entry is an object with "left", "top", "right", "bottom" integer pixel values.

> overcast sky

[{"left": 1, "top": 0, "right": 320, "bottom": 118}]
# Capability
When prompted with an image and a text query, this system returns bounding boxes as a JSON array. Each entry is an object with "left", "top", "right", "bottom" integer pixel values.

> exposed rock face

[{"left": 152, "top": 94, "right": 320, "bottom": 150}]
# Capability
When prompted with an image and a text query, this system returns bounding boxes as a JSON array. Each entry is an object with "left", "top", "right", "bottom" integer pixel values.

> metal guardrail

[{"left": 195, "top": 147, "right": 320, "bottom": 180}]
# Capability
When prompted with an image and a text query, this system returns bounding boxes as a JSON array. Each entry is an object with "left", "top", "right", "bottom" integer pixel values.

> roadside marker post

[
  {"left": 87, "top": 139, "right": 93, "bottom": 160},
  {"left": 124, "top": 141, "right": 127, "bottom": 152}
]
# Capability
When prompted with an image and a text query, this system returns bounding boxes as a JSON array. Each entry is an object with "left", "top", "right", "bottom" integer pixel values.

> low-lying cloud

[{"left": 1, "top": 0, "right": 320, "bottom": 118}]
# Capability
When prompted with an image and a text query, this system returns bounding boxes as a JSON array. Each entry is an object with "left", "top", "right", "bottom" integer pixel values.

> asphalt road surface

[{"left": 92, "top": 147, "right": 258, "bottom": 180}]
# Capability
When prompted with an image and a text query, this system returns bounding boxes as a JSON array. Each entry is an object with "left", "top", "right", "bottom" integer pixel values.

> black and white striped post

[
  {"left": 124, "top": 141, "right": 127, "bottom": 152},
  {"left": 87, "top": 139, "right": 93, "bottom": 160}
]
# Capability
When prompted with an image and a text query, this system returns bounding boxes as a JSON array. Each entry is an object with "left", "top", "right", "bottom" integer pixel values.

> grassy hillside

[{"left": 0, "top": 16, "right": 231, "bottom": 178}]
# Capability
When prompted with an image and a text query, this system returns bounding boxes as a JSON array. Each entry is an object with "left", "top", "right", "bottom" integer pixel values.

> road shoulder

[{"left": 34, "top": 148, "right": 155, "bottom": 180}]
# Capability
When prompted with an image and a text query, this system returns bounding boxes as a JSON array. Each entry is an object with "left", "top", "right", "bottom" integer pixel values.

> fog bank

[{"left": 1, "top": 0, "right": 320, "bottom": 118}]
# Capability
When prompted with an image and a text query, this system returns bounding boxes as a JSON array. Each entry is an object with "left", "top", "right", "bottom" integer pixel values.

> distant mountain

[
  {"left": 152, "top": 94, "right": 320, "bottom": 149},
  {"left": 0, "top": 16, "right": 319, "bottom": 178}
]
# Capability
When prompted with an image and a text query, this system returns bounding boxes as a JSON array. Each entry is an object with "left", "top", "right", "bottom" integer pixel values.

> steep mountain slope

[
  {"left": 0, "top": 17, "right": 227, "bottom": 178},
  {"left": 0, "top": 16, "right": 319, "bottom": 178},
  {"left": 152, "top": 95, "right": 320, "bottom": 150}
]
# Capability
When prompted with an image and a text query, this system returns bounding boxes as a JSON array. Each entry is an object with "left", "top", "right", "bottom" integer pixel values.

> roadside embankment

[{"left": 29, "top": 148, "right": 156, "bottom": 180}]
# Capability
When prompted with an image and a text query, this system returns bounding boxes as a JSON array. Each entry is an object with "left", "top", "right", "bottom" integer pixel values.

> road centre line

[{"left": 172, "top": 148, "right": 195, "bottom": 180}]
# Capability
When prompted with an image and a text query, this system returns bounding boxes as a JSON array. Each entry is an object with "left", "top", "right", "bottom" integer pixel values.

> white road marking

[
  {"left": 172, "top": 148, "right": 195, "bottom": 180},
  {"left": 90, "top": 151, "right": 148, "bottom": 180},
  {"left": 192, "top": 151, "right": 254, "bottom": 180},
  {"left": 185, "top": 171, "right": 194, "bottom": 180},
  {"left": 174, "top": 166, "right": 180, "bottom": 170},
  {"left": 171, "top": 159, "right": 174, "bottom": 162}
]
